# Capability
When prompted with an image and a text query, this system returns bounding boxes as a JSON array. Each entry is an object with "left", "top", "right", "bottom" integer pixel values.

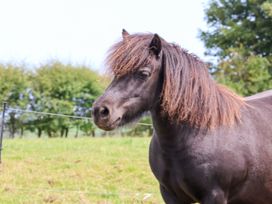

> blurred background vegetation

[
  {"left": 0, "top": 61, "right": 153, "bottom": 138},
  {"left": 1, "top": 0, "right": 272, "bottom": 138},
  {"left": 201, "top": 0, "right": 272, "bottom": 96}
]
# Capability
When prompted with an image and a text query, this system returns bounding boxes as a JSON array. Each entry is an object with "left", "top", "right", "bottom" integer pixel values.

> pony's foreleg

[
  {"left": 160, "top": 185, "right": 192, "bottom": 204},
  {"left": 201, "top": 188, "right": 227, "bottom": 204}
]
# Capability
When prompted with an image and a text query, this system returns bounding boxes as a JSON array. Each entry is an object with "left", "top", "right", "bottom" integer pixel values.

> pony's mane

[{"left": 106, "top": 33, "right": 245, "bottom": 129}]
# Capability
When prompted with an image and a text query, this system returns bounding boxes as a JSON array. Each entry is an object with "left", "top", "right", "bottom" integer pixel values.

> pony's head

[
  {"left": 93, "top": 30, "right": 244, "bottom": 131},
  {"left": 92, "top": 30, "right": 164, "bottom": 130}
]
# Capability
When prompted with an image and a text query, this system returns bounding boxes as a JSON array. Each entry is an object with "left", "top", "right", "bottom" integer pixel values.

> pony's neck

[
  {"left": 150, "top": 104, "right": 199, "bottom": 150},
  {"left": 151, "top": 77, "right": 245, "bottom": 136}
]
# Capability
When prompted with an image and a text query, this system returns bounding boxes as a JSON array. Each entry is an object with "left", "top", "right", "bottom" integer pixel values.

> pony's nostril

[{"left": 99, "top": 106, "right": 110, "bottom": 118}]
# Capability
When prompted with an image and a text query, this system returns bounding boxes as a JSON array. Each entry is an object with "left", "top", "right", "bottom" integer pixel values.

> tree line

[
  {"left": 0, "top": 61, "right": 153, "bottom": 138},
  {"left": 0, "top": 61, "right": 107, "bottom": 138}
]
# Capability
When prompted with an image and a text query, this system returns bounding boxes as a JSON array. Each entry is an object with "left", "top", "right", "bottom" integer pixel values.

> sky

[{"left": 0, "top": 0, "right": 209, "bottom": 71}]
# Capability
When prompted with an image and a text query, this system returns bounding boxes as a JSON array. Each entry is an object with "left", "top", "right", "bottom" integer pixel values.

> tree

[
  {"left": 214, "top": 46, "right": 271, "bottom": 95},
  {"left": 0, "top": 64, "right": 30, "bottom": 137},
  {"left": 30, "top": 61, "right": 103, "bottom": 137},
  {"left": 201, "top": 0, "right": 272, "bottom": 95},
  {"left": 79, "top": 120, "right": 95, "bottom": 137}
]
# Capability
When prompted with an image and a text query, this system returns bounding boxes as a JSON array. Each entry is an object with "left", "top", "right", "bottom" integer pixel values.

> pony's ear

[
  {"left": 122, "top": 29, "right": 129, "bottom": 39},
  {"left": 149, "top": 34, "right": 161, "bottom": 56}
]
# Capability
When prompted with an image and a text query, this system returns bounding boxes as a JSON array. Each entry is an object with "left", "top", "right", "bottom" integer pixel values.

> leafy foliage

[
  {"left": 0, "top": 61, "right": 105, "bottom": 138},
  {"left": 201, "top": 0, "right": 272, "bottom": 95},
  {"left": 214, "top": 46, "right": 271, "bottom": 95},
  {"left": 30, "top": 61, "right": 103, "bottom": 137},
  {"left": 0, "top": 64, "right": 30, "bottom": 137}
]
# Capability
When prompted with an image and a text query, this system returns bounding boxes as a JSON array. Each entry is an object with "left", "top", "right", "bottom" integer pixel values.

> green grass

[{"left": 0, "top": 137, "right": 163, "bottom": 204}]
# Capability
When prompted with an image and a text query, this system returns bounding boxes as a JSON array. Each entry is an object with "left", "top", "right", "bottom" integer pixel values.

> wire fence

[
  {"left": 7, "top": 107, "right": 152, "bottom": 127},
  {"left": 8, "top": 107, "right": 93, "bottom": 120},
  {"left": 0, "top": 101, "right": 153, "bottom": 161},
  {"left": 0, "top": 102, "right": 152, "bottom": 139}
]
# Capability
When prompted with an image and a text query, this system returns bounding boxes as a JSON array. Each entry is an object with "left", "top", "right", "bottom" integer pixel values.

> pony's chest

[
  {"left": 149, "top": 140, "right": 203, "bottom": 199},
  {"left": 159, "top": 158, "right": 191, "bottom": 189}
]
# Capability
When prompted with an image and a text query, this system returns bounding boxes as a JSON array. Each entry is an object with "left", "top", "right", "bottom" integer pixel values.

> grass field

[{"left": 0, "top": 137, "right": 163, "bottom": 204}]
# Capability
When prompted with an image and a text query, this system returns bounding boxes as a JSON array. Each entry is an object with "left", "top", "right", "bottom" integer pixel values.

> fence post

[{"left": 0, "top": 102, "right": 7, "bottom": 163}]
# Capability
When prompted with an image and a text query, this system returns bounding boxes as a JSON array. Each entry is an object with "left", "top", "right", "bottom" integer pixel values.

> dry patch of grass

[{"left": 0, "top": 137, "right": 163, "bottom": 204}]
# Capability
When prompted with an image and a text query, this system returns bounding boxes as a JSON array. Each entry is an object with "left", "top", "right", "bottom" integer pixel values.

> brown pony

[{"left": 93, "top": 30, "right": 272, "bottom": 204}]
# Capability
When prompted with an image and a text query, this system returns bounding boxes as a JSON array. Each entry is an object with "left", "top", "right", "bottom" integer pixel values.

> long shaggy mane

[{"left": 106, "top": 33, "right": 245, "bottom": 129}]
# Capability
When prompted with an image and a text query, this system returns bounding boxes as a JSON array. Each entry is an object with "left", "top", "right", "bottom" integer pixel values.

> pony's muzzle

[
  {"left": 97, "top": 106, "right": 110, "bottom": 119},
  {"left": 92, "top": 101, "right": 122, "bottom": 131},
  {"left": 93, "top": 105, "right": 111, "bottom": 122}
]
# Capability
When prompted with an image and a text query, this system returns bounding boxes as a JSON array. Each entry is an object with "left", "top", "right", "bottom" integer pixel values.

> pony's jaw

[{"left": 93, "top": 114, "right": 122, "bottom": 131}]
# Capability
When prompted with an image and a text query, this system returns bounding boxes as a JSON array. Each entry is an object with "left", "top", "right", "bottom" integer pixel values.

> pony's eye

[{"left": 137, "top": 70, "right": 151, "bottom": 80}]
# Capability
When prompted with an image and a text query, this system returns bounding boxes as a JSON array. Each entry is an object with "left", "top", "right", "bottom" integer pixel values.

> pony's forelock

[{"left": 106, "top": 34, "right": 154, "bottom": 77}]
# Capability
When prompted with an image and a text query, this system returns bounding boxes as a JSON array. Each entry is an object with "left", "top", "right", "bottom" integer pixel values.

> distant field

[{"left": 0, "top": 137, "right": 163, "bottom": 204}]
